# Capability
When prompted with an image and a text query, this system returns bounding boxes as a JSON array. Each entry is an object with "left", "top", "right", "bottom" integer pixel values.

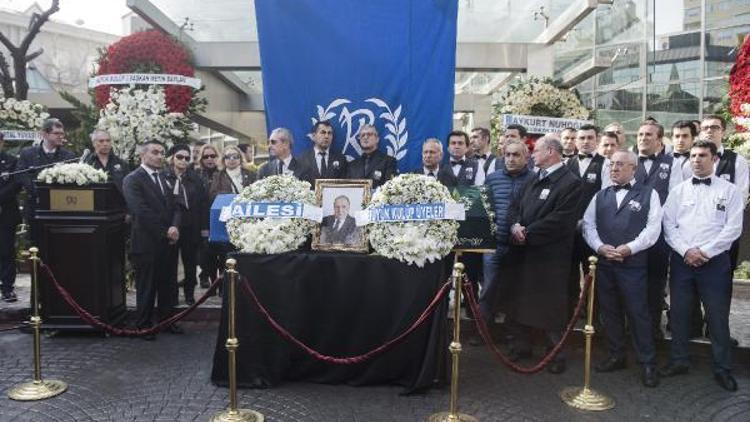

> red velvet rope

[
  {"left": 463, "top": 274, "right": 592, "bottom": 374},
  {"left": 40, "top": 263, "right": 221, "bottom": 336},
  {"left": 239, "top": 276, "right": 453, "bottom": 365}
]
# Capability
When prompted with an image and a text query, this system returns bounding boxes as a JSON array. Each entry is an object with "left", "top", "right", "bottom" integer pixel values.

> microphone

[{"left": 79, "top": 149, "right": 91, "bottom": 164}]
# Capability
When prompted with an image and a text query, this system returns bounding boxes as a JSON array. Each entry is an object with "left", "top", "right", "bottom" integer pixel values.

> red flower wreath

[
  {"left": 729, "top": 36, "right": 750, "bottom": 128},
  {"left": 95, "top": 30, "right": 196, "bottom": 113}
]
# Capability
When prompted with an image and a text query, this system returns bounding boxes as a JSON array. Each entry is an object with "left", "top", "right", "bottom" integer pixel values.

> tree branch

[
  {"left": 19, "top": 0, "right": 60, "bottom": 53},
  {"left": 0, "top": 51, "right": 14, "bottom": 98},
  {"left": 25, "top": 48, "right": 44, "bottom": 62},
  {"left": 0, "top": 30, "right": 17, "bottom": 53}
]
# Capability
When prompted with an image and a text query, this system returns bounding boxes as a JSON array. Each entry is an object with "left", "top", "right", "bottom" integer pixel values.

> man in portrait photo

[{"left": 320, "top": 194, "right": 361, "bottom": 245}]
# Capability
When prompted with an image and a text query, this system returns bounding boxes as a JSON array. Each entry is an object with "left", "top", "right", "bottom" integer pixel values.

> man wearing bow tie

[
  {"left": 469, "top": 127, "right": 497, "bottom": 185},
  {"left": 635, "top": 120, "right": 682, "bottom": 339},
  {"left": 583, "top": 150, "right": 662, "bottom": 387},
  {"left": 671, "top": 120, "right": 696, "bottom": 182},
  {"left": 346, "top": 124, "right": 397, "bottom": 189},
  {"left": 445, "top": 131, "right": 478, "bottom": 187},
  {"left": 660, "top": 140, "right": 743, "bottom": 392},
  {"left": 297, "top": 121, "right": 348, "bottom": 186},
  {"left": 560, "top": 127, "right": 578, "bottom": 163},
  {"left": 565, "top": 124, "right": 606, "bottom": 317}
]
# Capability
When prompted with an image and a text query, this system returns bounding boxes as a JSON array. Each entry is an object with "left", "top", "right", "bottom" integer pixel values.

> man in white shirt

[
  {"left": 598, "top": 131, "right": 620, "bottom": 189},
  {"left": 671, "top": 120, "right": 696, "bottom": 182},
  {"left": 560, "top": 127, "right": 577, "bottom": 163},
  {"left": 469, "top": 127, "right": 497, "bottom": 185},
  {"left": 583, "top": 151, "right": 662, "bottom": 387},
  {"left": 660, "top": 140, "right": 743, "bottom": 392}
]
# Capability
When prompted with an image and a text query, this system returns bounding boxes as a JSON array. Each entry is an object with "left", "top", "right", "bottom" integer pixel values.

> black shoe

[
  {"left": 185, "top": 295, "right": 196, "bottom": 306},
  {"left": 547, "top": 360, "right": 566, "bottom": 374},
  {"left": 658, "top": 363, "right": 690, "bottom": 377},
  {"left": 506, "top": 348, "right": 532, "bottom": 362},
  {"left": 1, "top": 291, "right": 18, "bottom": 302},
  {"left": 641, "top": 366, "right": 659, "bottom": 388},
  {"left": 200, "top": 279, "right": 210, "bottom": 288},
  {"left": 714, "top": 372, "right": 738, "bottom": 392},
  {"left": 165, "top": 323, "right": 184, "bottom": 334},
  {"left": 595, "top": 356, "right": 627, "bottom": 373},
  {"left": 142, "top": 332, "right": 156, "bottom": 341}
]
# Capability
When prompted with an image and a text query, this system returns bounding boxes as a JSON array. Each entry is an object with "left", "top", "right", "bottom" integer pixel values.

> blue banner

[
  {"left": 255, "top": 0, "right": 458, "bottom": 172},
  {"left": 209, "top": 194, "right": 235, "bottom": 243}
]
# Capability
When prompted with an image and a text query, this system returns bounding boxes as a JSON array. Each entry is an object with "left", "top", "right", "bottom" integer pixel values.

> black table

[{"left": 211, "top": 251, "right": 447, "bottom": 393}]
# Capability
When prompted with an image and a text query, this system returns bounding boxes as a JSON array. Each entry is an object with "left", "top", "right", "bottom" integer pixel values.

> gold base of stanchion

[
  {"left": 559, "top": 386, "right": 615, "bottom": 411},
  {"left": 426, "top": 411, "right": 479, "bottom": 422},
  {"left": 210, "top": 409, "right": 264, "bottom": 422},
  {"left": 7, "top": 379, "right": 67, "bottom": 401}
]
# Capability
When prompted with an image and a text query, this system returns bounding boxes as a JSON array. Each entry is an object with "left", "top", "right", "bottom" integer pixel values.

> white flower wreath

[
  {"left": 225, "top": 175, "right": 317, "bottom": 254},
  {"left": 495, "top": 76, "right": 590, "bottom": 120},
  {"left": 37, "top": 163, "right": 108, "bottom": 186},
  {"left": 0, "top": 94, "right": 50, "bottom": 130},
  {"left": 368, "top": 174, "right": 459, "bottom": 267}
]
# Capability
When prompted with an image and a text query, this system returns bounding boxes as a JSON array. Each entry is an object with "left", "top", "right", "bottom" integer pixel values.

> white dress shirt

[
  {"left": 315, "top": 147, "right": 330, "bottom": 173},
  {"left": 582, "top": 181, "right": 663, "bottom": 255},
  {"left": 280, "top": 155, "right": 293, "bottom": 175},
  {"left": 716, "top": 146, "right": 749, "bottom": 205},
  {"left": 600, "top": 158, "right": 612, "bottom": 190},
  {"left": 671, "top": 153, "right": 693, "bottom": 183},
  {"left": 577, "top": 154, "right": 593, "bottom": 177},
  {"left": 141, "top": 164, "right": 164, "bottom": 194},
  {"left": 451, "top": 155, "right": 466, "bottom": 177},
  {"left": 663, "top": 175, "right": 744, "bottom": 259}
]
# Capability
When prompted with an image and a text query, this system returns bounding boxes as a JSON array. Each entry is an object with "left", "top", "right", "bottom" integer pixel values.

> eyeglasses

[
  {"left": 700, "top": 125, "right": 722, "bottom": 131},
  {"left": 174, "top": 154, "right": 190, "bottom": 161},
  {"left": 224, "top": 154, "right": 241, "bottom": 160},
  {"left": 358, "top": 132, "right": 377, "bottom": 139},
  {"left": 201, "top": 154, "right": 217, "bottom": 159}
]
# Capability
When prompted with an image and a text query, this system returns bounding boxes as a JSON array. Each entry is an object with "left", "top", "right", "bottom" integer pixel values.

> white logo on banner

[{"left": 309, "top": 98, "right": 408, "bottom": 161}]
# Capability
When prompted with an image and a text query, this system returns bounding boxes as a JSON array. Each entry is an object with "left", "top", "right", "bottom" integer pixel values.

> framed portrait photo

[{"left": 312, "top": 179, "right": 372, "bottom": 252}]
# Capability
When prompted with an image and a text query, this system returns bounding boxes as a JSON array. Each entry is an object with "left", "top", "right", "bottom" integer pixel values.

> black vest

[
  {"left": 595, "top": 183, "right": 653, "bottom": 267},
  {"left": 635, "top": 153, "right": 673, "bottom": 205},
  {"left": 567, "top": 154, "right": 604, "bottom": 217},
  {"left": 716, "top": 148, "right": 737, "bottom": 184}
]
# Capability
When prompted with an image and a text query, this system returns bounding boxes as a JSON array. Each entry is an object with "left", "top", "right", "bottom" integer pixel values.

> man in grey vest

[{"left": 583, "top": 150, "right": 662, "bottom": 387}]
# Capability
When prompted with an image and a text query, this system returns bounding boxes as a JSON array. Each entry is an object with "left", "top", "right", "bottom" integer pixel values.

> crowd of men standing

[{"left": 0, "top": 115, "right": 744, "bottom": 391}]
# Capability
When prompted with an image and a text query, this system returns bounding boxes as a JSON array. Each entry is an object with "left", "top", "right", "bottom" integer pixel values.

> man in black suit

[
  {"left": 297, "top": 121, "right": 348, "bottom": 186},
  {"left": 320, "top": 195, "right": 361, "bottom": 245},
  {"left": 447, "top": 130, "right": 478, "bottom": 186},
  {"left": 565, "top": 124, "right": 606, "bottom": 316},
  {"left": 469, "top": 127, "right": 497, "bottom": 185},
  {"left": 83, "top": 129, "right": 129, "bottom": 193},
  {"left": 346, "top": 124, "right": 397, "bottom": 189},
  {"left": 413, "top": 138, "right": 457, "bottom": 188},
  {"left": 122, "top": 140, "right": 183, "bottom": 339},
  {"left": 257, "top": 127, "right": 310, "bottom": 181},
  {"left": 16, "top": 118, "right": 76, "bottom": 245},
  {"left": 0, "top": 132, "right": 21, "bottom": 302},
  {"left": 505, "top": 136, "right": 582, "bottom": 374}
]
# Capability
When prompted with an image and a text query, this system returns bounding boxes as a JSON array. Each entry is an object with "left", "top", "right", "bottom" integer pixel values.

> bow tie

[
  {"left": 476, "top": 154, "right": 488, "bottom": 160},
  {"left": 673, "top": 152, "right": 689, "bottom": 159},
  {"left": 692, "top": 177, "right": 711, "bottom": 186},
  {"left": 578, "top": 153, "right": 593, "bottom": 159},
  {"left": 562, "top": 153, "right": 576, "bottom": 159},
  {"left": 451, "top": 160, "right": 465, "bottom": 166},
  {"left": 640, "top": 154, "right": 657, "bottom": 161},
  {"left": 717, "top": 151, "right": 723, "bottom": 158},
  {"left": 612, "top": 184, "right": 631, "bottom": 192}
]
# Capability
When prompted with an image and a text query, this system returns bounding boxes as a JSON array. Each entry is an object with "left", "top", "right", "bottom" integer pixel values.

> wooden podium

[{"left": 34, "top": 183, "right": 127, "bottom": 330}]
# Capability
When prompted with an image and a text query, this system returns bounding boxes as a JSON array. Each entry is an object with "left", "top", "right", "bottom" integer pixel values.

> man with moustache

[
  {"left": 258, "top": 127, "right": 310, "bottom": 181},
  {"left": 346, "top": 124, "right": 397, "bottom": 189},
  {"left": 297, "top": 121, "right": 348, "bottom": 185},
  {"left": 583, "top": 150, "right": 662, "bottom": 387},
  {"left": 415, "top": 138, "right": 456, "bottom": 188},
  {"left": 505, "top": 137, "right": 581, "bottom": 374},
  {"left": 446, "top": 131, "right": 478, "bottom": 186},
  {"left": 660, "top": 140, "right": 743, "bottom": 392}
]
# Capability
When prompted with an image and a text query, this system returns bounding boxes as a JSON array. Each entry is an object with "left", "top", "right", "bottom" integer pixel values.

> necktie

[
  {"left": 334, "top": 219, "right": 340, "bottom": 231},
  {"left": 640, "top": 154, "right": 657, "bottom": 161},
  {"left": 151, "top": 172, "right": 163, "bottom": 194},
  {"left": 363, "top": 153, "right": 370, "bottom": 175},
  {"left": 612, "top": 184, "right": 631, "bottom": 192},
  {"left": 673, "top": 152, "right": 689, "bottom": 159},
  {"left": 319, "top": 152, "right": 327, "bottom": 175},
  {"left": 578, "top": 153, "right": 593, "bottom": 159},
  {"left": 451, "top": 159, "right": 464, "bottom": 166},
  {"left": 538, "top": 169, "right": 548, "bottom": 181},
  {"left": 692, "top": 177, "right": 711, "bottom": 186},
  {"left": 277, "top": 160, "right": 284, "bottom": 175},
  {"left": 427, "top": 171, "right": 435, "bottom": 177}
]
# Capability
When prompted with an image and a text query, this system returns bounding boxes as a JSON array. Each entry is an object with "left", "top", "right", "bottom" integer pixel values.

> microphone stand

[{"left": 1, "top": 155, "right": 84, "bottom": 179}]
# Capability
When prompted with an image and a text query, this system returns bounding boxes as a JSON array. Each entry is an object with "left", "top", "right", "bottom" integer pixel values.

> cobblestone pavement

[{"left": 0, "top": 320, "right": 749, "bottom": 422}]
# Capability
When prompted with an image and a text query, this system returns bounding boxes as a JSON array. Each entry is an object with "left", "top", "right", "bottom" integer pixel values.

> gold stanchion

[
  {"left": 427, "top": 262, "right": 478, "bottom": 422},
  {"left": 211, "top": 258, "right": 264, "bottom": 422},
  {"left": 8, "top": 247, "right": 67, "bottom": 401},
  {"left": 559, "top": 256, "right": 614, "bottom": 411}
]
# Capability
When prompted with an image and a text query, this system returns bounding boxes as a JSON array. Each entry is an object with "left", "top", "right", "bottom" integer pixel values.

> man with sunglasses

[
  {"left": 258, "top": 127, "right": 310, "bottom": 181},
  {"left": 83, "top": 129, "right": 129, "bottom": 193},
  {"left": 16, "top": 118, "right": 77, "bottom": 245},
  {"left": 346, "top": 124, "right": 397, "bottom": 189}
]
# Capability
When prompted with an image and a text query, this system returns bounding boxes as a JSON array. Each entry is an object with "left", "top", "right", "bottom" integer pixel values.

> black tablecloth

[{"left": 211, "top": 251, "right": 447, "bottom": 393}]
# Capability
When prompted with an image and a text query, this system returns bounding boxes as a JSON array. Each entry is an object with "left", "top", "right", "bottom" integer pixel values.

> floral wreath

[
  {"left": 492, "top": 76, "right": 590, "bottom": 128},
  {"left": 37, "top": 163, "right": 108, "bottom": 186},
  {"left": 0, "top": 93, "right": 50, "bottom": 130},
  {"left": 225, "top": 175, "right": 317, "bottom": 254},
  {"left": 368, "top": 174, "right": 459, "bottom": 267},
  {"left": 730, "top": 36, "right": 750, "bottom": 131},
  {"left": 95, "top": 30, "right": 199, "bottom": 113}
]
